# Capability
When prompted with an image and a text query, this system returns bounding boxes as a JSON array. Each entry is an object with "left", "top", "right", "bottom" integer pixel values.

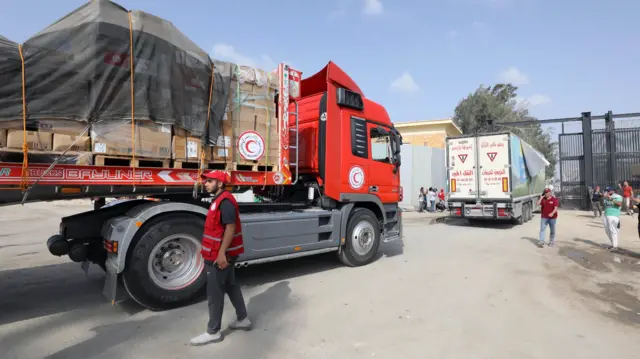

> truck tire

[
  {"left": 527, "top": 203, "right": 533, "bottom": 221},
  {"left": 338, "top": 208, "right": 381, "bottom": 267},
  {"left": 122, "top": 215, "right": 207, "bottom": 310},
  {"left": 523, "top": 203, "right": 531, "bottom": 223},
  {"left": 515, "top": 212, "right": 525, "bottom": 225}
]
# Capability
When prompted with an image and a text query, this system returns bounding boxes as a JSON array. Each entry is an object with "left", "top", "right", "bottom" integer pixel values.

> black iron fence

[
  {"left": 495, "top": 111, "right": 640, "bottom": 210},
  {"left": 558, "top": 114, "right": 640, "bottom": 209}
]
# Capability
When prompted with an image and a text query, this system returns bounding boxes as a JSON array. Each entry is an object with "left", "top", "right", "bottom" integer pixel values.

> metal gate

[
  {"left": 559, "top": 127, "right": 640, "bottom": 209},
  {"left": 558, "top": 133, "right": 586, "bottom": 209}
]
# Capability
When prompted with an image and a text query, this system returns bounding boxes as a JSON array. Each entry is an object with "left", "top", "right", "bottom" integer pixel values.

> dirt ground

[{"left": 0, "top": 201, "right": 639, "bottom": 359}]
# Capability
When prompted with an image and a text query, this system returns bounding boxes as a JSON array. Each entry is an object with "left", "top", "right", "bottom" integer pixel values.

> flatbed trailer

[{"left": 0, "top": 62, "right": 404, "bottom": 310}]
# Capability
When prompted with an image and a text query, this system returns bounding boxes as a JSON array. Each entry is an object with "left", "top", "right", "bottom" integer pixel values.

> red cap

[
  {"left": 543, "top": 188, "right": 551, "bottom": 193},
  {"left": 201, "top": 170, "right": 230, "bottom": 183}
]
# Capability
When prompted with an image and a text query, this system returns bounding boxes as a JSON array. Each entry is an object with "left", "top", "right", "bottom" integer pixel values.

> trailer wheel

[
  {"left": 338, "top": 208, "right": 381, "bottom": 267},
  {"left": 523, "top": 203, "right": 530, "bottom": 223},
  {"left": 515, "top": 208, "right": 525, "bottom": 225},
  {"left": 527, "top": 203, "right": 533, "bottom": 221},
  {"left": 122, "top": 215, "right": 207, "bottom": 310}
]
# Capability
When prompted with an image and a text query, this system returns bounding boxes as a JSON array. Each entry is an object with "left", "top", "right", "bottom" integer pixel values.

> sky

[{"left": 1, "top": 0, "right": 639, "bottom": 135}]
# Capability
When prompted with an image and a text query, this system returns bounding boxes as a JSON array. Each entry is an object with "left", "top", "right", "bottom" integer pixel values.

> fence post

[
  {"left": 604, "top": 110, "right": 616, "bottom": 188},
  {"left": 581, "top": 112, "right": 593, "bottom": 210}
]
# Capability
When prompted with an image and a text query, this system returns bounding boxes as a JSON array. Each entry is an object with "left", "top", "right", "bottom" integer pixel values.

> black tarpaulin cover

[
  {"left": 0, "top": 0, "right": 231, "bottom": 146},
  {"left": 0, "top": 35, "right": 21, "bottom": 121}
]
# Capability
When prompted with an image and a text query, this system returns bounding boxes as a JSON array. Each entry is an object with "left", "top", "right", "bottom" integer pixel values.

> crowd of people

[
  {"left": 418, "top": 187, "right": 446, "bottom": 212},
  {"left": 539, "top": 180, "right": 639, "bottom": 251}
]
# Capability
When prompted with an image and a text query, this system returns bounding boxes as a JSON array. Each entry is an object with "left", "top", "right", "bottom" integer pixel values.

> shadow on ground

[
  {"left": 521, "top": 236, "right": 543, "bottom": 248},
  {"left": 40, "top": 281, "right": 294, "bottom": 359},
  {"left": 0, "top": 262, "right": 114, "bottom": 326},
  {"left": 0, "top": 239, "right": 403, "bottom": 329},
  {"left": 444, "top": 217, "right": 517, "bottom": 230},
  {"left": 573, "top": 238, "right": 640, "bottom": 260}
]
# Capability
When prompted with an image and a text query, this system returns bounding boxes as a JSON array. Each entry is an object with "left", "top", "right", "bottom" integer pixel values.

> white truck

[{"left": 445, "top": 132, "right": 549, "bottom": 224}]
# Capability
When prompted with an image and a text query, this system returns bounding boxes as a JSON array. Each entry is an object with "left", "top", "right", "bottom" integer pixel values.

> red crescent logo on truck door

[
  {"left": 237, "top": 131, "right": 265, "bottom": 161},
  {"left": 348, "top": 166, "right": 365, "bottom": 189}
]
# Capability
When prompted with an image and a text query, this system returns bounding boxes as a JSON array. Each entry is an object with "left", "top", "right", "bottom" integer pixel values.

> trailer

[
  {"left": 0, "top": 62, "right": 403, "bottom": 310},
  {"left": 445, "top": 132, "right": 548, "bottom": 224}
]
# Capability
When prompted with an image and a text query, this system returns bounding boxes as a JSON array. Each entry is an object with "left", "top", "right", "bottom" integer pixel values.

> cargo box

[
  {"left": 91, "top": 120, "right": 172, "bottom": 158},
  {"left": 229, "top": 66, "right": 279, "bottom": 168},
  {"left": 172, "top": 127, "right": 213, "bottom": 162},
  {"left": 0, "top": 119, "right": 91, "bottom": 152},
  {"left": 6, "top": 130, "right": 53, "bottom": 151}
]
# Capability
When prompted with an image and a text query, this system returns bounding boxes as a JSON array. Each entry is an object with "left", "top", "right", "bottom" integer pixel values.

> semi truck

[
  {"left": 445, "top": 132, "right": 548, "bottom": 224},
  {"left": 0, "top": 62, "right": 404, "bottom": 310}
]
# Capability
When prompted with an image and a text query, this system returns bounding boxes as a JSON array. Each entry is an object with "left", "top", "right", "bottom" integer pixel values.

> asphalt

[{"left": 1, "top": 201, "right": 639, "bottom": 359}]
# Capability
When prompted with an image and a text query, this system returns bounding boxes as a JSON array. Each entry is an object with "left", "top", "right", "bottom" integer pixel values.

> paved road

[{"left": 1, "top": 202, "right": 639, "bottom": 359}]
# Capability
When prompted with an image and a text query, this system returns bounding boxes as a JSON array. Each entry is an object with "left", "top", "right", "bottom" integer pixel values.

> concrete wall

[{"left": 400, "top": 144, "right": 447, "bottom": 208}]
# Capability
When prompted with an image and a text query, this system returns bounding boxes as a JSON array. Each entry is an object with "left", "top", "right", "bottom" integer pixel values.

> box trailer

[{"left": 446, "top": 132, "right": 549, "bottom": 224}]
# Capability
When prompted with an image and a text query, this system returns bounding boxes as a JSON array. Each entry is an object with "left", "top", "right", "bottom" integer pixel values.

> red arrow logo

[
  {"left": 458, "top": 154, "right": 468, "bottom": 163},
  {"left": 487, "top": 152, "right": 497, "bottom": 162}
]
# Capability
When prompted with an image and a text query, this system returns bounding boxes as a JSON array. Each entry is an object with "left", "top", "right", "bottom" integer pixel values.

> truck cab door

[{"left": 367, "top": 123, "right": 399, "bottom": 203}]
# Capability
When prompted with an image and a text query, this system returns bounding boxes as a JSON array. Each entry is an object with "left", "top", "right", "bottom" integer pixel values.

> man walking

[
  {"left": 591, "top": 185, "right": 604, "bottom": 217},
  {"left": 537, "top": 188, "right": 558, "bottom": 247},
  {"left": 191, "top": 170, "right": 251, "bottom": 346},
  {"left": 603, "top": 186, "right": 623, "bottom": 251},
  {"left": 621, "top": 181, "right": 634, "bottom": 215}
]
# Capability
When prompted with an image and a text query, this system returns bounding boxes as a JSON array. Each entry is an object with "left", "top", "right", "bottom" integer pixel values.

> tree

[{"left": 453, "top": 84, "right": 557, "bottom": 178}]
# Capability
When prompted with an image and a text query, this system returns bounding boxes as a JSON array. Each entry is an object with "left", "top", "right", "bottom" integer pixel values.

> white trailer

[{"left": 446, "top": 132, "right": 549, "bottom": 224}]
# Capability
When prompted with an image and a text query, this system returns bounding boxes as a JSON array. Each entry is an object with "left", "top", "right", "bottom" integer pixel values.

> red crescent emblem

[{"left": 245, "top": 139, "right": 256, "bottom": 154}]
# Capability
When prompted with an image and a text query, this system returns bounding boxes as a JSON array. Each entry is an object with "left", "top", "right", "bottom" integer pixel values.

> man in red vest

[{"left": 190, "top": 170, "right": 251, "bottom": 346}]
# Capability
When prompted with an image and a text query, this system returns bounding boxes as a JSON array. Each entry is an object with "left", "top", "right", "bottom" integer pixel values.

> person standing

[
  {"left": 621, "top": 181, "right": 634, "bottom": 215},
  {"left": 602, "top": 186, "right": 623, "bottom": 251},
  {"left": 191, "top": 170, "right": 251, "bottom": 346},
  {"left": 428, "top": 187, "right": 437, "bottom": 212},
  {"left": 537, "top": 188, "right": 558, "bottom": 247},
  {"left": 591, "top": 185, "right": 604, "bottom": 217},
  {"left": 418, "top": 187, "right": 425, "bottom": 212}
]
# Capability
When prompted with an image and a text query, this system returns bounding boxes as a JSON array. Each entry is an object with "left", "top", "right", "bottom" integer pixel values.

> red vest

[{"left": 201, "top": 190, "right": 244, "bottom": 261}]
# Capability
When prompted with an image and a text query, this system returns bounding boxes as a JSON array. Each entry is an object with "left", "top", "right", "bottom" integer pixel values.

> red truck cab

[{"left": 292, "top": 62, "right": 402, "bottom": 206}]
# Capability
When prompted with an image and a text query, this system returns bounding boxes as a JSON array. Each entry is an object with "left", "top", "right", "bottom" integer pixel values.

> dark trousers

[{"left": 206, "top": 260, "right": 248, "bottom": 334}]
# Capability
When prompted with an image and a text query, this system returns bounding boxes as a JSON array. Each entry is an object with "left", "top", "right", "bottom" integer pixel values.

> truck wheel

[
  {"left": 515, "top": 210, "right": 525, "bottom": 225},
  {"left": 527, "top": 203, "right": 533, "bottom": 221},
  {"left": 523, "top": 204, "right": 530, "bottom": 223},
  {"left": 338, "top": 208, "right": 381, "bottom": 267},
  {"left": 122, "top": 215, "right": 207, "bottom": 310}
]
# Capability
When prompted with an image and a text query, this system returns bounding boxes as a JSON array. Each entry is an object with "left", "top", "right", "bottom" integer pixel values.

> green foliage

[{"left": 453, "top": 84, "right": 557, "bottom": 178}]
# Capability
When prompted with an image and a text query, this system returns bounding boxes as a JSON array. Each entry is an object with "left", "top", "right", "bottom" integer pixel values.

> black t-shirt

[{"left": 219, "top": 198, "right": 236, "bottom": 226}]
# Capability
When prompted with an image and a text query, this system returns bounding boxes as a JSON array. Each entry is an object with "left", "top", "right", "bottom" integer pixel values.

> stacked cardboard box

[
  {"left": 0, "top": 119, "right": 93, "bottom": 164},
  {"left": 228, "top": 66, "right": 280, "bottom": 167},
  {"left": 91, "top": 120, "right": 172, "bottom": 159},
  {"left": 172, "top": 127, "right": 212, "bottom": 162}
]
